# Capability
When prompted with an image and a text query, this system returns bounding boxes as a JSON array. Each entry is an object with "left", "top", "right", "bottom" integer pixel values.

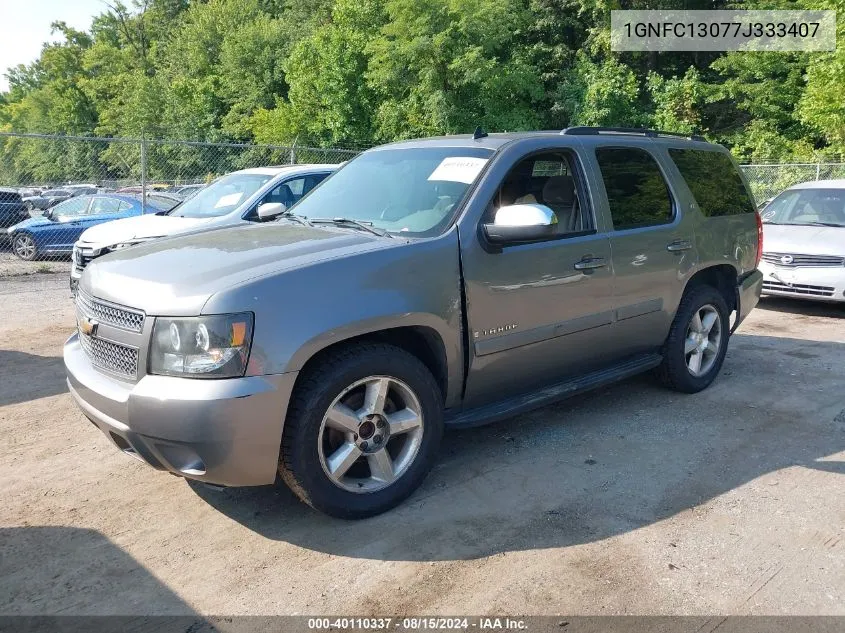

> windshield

[
  {"left": 291, "top": 147, "right": 494, "bottom": 235},
  {"left": 169, "top": 172, "right": 273, "bottom": 218},
  {"left": 762, "top": 188, "right": 845, "bottom": 227}
]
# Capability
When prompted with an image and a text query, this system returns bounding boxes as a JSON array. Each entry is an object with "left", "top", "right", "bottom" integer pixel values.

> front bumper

[
  {"left": 758, "top": 261, "right": 845, "bottom": 303},
  {"left": 64, "top": 332, "right": 298, "bottom": 486}
]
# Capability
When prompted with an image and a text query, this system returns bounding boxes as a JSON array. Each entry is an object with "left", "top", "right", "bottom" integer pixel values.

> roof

[
  {"left": 787, "top": 179, "right": 845, "bottom": 190},
  {"left": 235, "top": 164, "right": 340, "bottom": 176},
  {"left": 370, "top": 129, "right": 716, "bottom": 152}
]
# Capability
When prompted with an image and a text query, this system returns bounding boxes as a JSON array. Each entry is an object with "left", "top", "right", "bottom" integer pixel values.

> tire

[
  {"left": 279, "top": 342, "right": 444, "bottom": 519},
  {"left": 12, "top": 232, "right": 37, "bottom": 261},
  {"left": 656, "top": 285, "right": 730, "bottom": 393}
]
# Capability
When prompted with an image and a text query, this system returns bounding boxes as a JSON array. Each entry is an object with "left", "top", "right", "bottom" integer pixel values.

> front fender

[{"left": 204, "top": 230, "right": 466, "bottom": 407}]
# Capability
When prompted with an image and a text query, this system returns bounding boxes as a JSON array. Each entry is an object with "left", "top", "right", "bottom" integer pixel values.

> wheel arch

[
  {"left": 683, "top": 264, "right": 738, "bottom": 314},
  {"left": 290, "top": 324, "right": 452, "bottom": 407}
]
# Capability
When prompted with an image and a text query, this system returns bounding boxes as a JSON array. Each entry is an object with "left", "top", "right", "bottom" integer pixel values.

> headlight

[{"left": 149, "top": 313, "right": 254, "bottom": 378}]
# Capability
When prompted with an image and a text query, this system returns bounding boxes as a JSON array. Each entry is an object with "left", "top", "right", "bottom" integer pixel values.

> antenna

[{"left": 473, "top": 126, "right": 488, "bottom": 140}]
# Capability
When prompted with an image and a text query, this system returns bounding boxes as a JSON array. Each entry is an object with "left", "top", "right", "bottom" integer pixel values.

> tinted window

[
  {"left": 761, "top": 188, "right": 845, "bottom": 227},
  {"left": 669, "top": 149, "right": 755, "bottom": 216},
  {"left": 595, "top": 148, "right": 673, "bottom": 230},
  {"left": 303, "top": 173, "right": 329, "bottom": 195},
  {"left": 286, "top": 177, "right": 305, "bottom": 196}
]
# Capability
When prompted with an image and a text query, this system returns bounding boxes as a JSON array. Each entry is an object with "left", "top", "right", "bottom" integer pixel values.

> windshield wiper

[
  {"left": 277, "top": 211, "right": 313, "bottom": 227},
  {"left": 310, "top": 217, "right": 392, "bottom": 238},
  {"left": 798, "top": 221, "right": 845, "bottom": 227}
]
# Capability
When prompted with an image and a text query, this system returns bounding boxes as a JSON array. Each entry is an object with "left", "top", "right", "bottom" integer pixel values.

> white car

[
  {"left": 70, "top": 164, "right": 337, "bottom": 292},
  {"left": 759, "top": 179, "right": 845, "bottom": 302}
]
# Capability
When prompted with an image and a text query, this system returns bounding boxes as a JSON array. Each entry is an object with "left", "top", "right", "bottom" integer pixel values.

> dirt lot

[{"left": 1, "top": 273, "right": 843, "bottom": 615}]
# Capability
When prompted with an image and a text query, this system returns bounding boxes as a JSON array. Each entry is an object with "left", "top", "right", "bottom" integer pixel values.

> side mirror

[
  {"left": 44, "top": 208, "right": 54, "bottom": 220},
  {"left": 483, "top": 204, "right": 557, "bottom": 244},
  {"left": 257, "top": 202, "right": 286, "bottom": 221}
]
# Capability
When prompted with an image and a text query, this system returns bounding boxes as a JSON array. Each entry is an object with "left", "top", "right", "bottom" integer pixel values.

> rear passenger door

[{"left": 590, "top": 145, "right": 696, "bottom": 356}]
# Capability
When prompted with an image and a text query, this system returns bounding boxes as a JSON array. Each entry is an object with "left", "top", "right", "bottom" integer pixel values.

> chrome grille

[
  {"left": 78, "top": 331, "right": 139, "bottom": 377},
  {"left": 762, "top": 281, "right": 835, "bottom": 297},
  {"left": 75, "top": 291, "right": 145, "bottom": 332},
  {"left": 761, "top": 252, "right": 845, "bottom": 268}
]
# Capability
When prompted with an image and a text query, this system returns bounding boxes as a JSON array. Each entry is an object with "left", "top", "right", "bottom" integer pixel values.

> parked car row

[
  {"left": 69, "top": 164, "right": 336, "bottom": 291},
  {"left": 64, "top": 128, "right": 767, "bottom": 520},
  {"left": 11, "top": 181, "right": 207, "bottom": 213},
  {"left": 8, "top": 194, "right": 160, "bottom": 260}
]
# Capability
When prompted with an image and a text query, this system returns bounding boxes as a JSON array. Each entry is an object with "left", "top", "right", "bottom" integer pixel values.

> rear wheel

[
  {"left": 279, "top": 343, "right": 443, "bottom": 519},
  {"left": 12, "top": 233, "right": 37, "bottom": 261},
  {"left": 657, "top": 285, "right": 729, "bottom": 393}
]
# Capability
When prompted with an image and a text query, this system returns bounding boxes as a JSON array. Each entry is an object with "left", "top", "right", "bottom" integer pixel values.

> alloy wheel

[
  {"left": 317, "top": 375, "right": 425, "bottom": 493},
  {"left": 13, "top": 234, "right": 36, "bottom": 260},
  {"left": 684, "top": 304, "right": 723, "bottom": 377}
]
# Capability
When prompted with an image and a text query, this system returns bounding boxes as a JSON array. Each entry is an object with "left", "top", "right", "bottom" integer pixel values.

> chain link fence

[
  {"left": 2, "top": 130, "right": 845, "bottom": 282},
  {"left": 0, "top": 131, "right": 359, "bottom": 278},
  {"left": 740, "top": 162, "right": 845, "bottom": 205}
]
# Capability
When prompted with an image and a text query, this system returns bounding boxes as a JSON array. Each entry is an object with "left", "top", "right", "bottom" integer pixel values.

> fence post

[
  {"left": 289, "top": 137, "right": 297, "bottom": 165},
  {"left": 816, "top": 163, "right": 821, "bottom": 181},
  {"left": 140, "top": 136, "right": 148, "bottom": 212}
]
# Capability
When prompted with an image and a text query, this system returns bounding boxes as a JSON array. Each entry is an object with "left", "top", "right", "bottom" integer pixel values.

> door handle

[
  {"left": 574, "top": 257, "right": 607, "bottom": 271},
  {"left": 666, "top": 240, "right": 692, "bottom": 252}
]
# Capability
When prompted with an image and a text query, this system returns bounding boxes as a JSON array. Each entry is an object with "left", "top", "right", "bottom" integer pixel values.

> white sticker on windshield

[
  {"left": 427, "top": 157, "right": 488, "bottom": 184},
  {"left": 215, "top": 192, "right": 243, "bottom": 208}
]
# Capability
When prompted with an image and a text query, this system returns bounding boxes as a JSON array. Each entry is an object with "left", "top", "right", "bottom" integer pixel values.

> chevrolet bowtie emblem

[{"left": 79, "top": 316, "right": 99, "bottom": 336}]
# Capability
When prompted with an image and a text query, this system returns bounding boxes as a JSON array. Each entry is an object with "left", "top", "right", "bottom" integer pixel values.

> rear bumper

[
  {"left": 65, "top": 332, "right": 298, "bottom": 486},
  {"left": 733, "top": 269, "right": 763, "bottom": 332}
]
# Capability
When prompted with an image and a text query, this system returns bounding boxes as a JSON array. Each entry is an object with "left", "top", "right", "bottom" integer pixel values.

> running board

[{"left": 445, "top": 353, "right": 663, "bottom": 429}]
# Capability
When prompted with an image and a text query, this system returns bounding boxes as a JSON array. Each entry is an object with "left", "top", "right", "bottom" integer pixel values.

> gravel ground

[{"left": 1, "top": 274, "right": 843, "bottom": 615}]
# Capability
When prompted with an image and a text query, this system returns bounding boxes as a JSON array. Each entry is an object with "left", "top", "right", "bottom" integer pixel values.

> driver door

[
  {"left": 39, "top": 196, "right": 92, "bottom": 250},
  {"left": 459, "top": 150, "right": 616, "bottom": 406}
]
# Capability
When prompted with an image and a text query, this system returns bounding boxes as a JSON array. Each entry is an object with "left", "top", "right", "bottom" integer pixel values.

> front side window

[
  {"left": 51, "top": 196, "right": 90, "bottom": 217},
  {"left": 669, "top": 149, "right": 755, "bottom": 217},
  {"left": 169, "top": 173, "right": 273, "bottom": 218},
  {"left": 491, "top": 151, "right": 589, "bottom": 235},
  {"left": 595, "top": 147, "right": 673, "bottom": 230},
  {"left": 89, "top": 197, "right": 122, "bottom": 214},
  {"left": 291, "top": 147, "right": 494, "bottom": 236},
  {"left": 761, "top": 188, "right": 845, "bottom": 227}
]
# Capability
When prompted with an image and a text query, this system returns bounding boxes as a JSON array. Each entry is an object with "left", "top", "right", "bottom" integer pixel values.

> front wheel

[
  {"left": 657, "top": 285, "right": 730, "bottom": 393},
  {"left": 12, "top": 233, "right": 37, "bottom": 261},
  {"left": 279, "top": 343, "right": 443, "bottom": 519}
]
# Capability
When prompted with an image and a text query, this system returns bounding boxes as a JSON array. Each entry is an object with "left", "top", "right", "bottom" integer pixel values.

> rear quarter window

[{"left": 669, "top": 149, "right": 756, "bottom": 216}]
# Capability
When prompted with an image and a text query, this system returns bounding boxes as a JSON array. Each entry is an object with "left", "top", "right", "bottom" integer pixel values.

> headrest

[{"left": 542, "top": 175, "right": 575, "bottom": 205}]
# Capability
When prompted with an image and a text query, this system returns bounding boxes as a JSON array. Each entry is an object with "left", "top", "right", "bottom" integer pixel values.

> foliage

[{"left": 2, "top": 0, "right": 844, "bottom": 182}]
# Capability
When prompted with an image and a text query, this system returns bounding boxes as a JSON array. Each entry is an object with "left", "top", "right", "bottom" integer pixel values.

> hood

[
  {"left": 83, "top": 222, "right": 394, "bottom": 315},
  {"left": 78, "top": 213, "right": 213, "bottom": 247},
  {"left": 763, "top": 224, "right": 845, "bottom": 257}
]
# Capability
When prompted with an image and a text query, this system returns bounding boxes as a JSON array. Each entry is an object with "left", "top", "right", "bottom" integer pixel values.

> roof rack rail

[{"left": 561, "top": 126, "right": 706, "bottom": 142}]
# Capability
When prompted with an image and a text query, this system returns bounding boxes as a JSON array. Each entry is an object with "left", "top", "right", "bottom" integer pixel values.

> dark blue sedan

[{"left": 7, "top": 194, "right": 162, "bottom": 260}]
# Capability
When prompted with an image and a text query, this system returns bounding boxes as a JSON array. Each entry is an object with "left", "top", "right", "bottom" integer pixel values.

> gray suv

[{"left": 64, "top": 127, "right": 764, "bottom": 519}]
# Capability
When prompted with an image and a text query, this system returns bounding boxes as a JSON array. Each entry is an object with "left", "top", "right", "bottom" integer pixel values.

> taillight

[{"left": 755, "top": 211, "right": 763, "bottom": 268}]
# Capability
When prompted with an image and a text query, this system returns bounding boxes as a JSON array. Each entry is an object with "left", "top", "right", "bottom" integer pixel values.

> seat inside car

[{"left": 541, "top": 175, "right": 580, "bottom": 233}]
